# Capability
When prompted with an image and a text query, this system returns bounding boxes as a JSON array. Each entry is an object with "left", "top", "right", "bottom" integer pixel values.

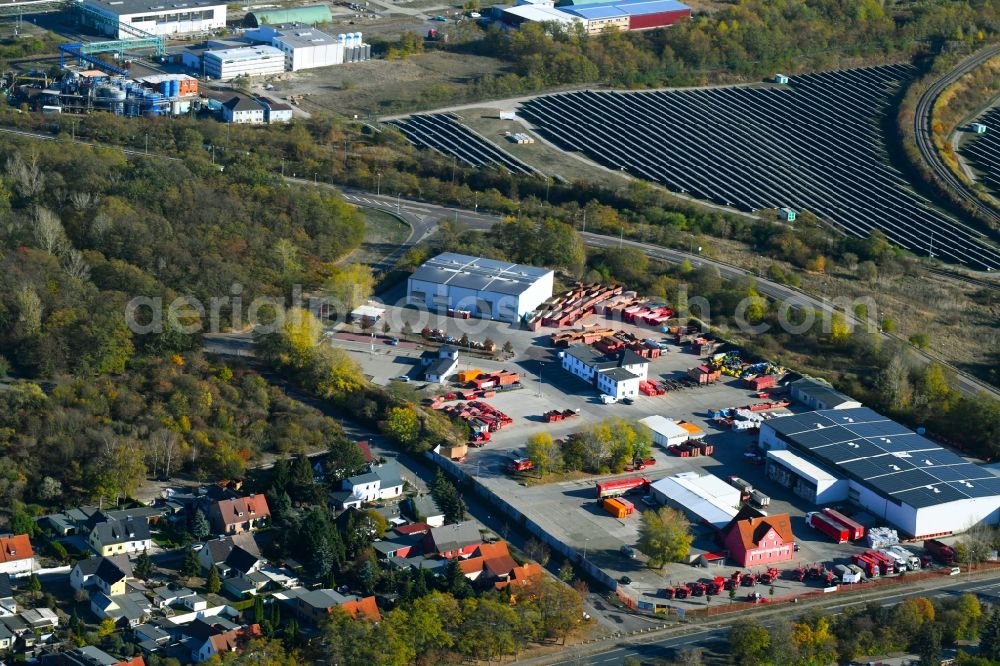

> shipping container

[
  {"left": 806, "top": 512, "right": 850, "bottom": 543},
  {"left": 458, "top": 369, "right": 482, "bottom": 384},
  {"left": 821, "top": 508, "right": 865, "bottom": 541},
  {"left": 602, "top": 497, "right": 634, "bottom": 519},
  {"left": 749, "top": 490, "right": 770, "bottom": 508}
]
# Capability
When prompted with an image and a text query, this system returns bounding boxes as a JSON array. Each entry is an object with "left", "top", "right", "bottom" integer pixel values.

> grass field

[{"left": 351, "top": 207, "right": 412, "bottom": 266}]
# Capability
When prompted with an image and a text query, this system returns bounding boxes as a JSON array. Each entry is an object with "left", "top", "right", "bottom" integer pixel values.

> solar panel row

[
  {"left": 389, "top": 113, "right": 539, "bottom": 177},
  {"left": 766, "top": 408, "right": 1000, "bottom": 508},
  {"left": 517, "top": 66, "right": 1000, "bottom": 271},
  {"left": 959, "top": 107, "right": 1000, "bottom": 200}
]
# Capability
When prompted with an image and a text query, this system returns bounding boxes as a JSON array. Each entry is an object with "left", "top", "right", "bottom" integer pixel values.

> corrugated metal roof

[
  {"left": 502, "top": 4, "right": 581, "bottom": 23},
  {"left": 409, "top": 252, "right": 552, "bottom": 296},
  {"left": 559, "top": 0, "right": 688, "bottom": 11},
  {"left": 245, "top": 4, "right": 332, "bottom": 27}
]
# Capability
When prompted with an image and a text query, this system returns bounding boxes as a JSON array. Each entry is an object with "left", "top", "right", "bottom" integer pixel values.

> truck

[
  {"left": 602, "top": 498, "right": 634, "bottom": 519},
  {"left": 821, "top": 508, "right": 865, "bottom": 541},
  {"left": 507, "top": 457, "right": 534, "bottom": 474},
  {"left": 727, "top": 476, "right": 754, "bottom": 501},
  {"left": 834, "top": 563, "right": 861, "bottom": 584},
  {"left": 595, "top": 477, "right": 650, "bottom": 499},
  {"left": 600, "top": 394, "right": 618, "bottom": 404},
  {"left": 806, "top": 512, "right": 851, "bottom": 543},
  {"left": 888, "top": 545, "right": 921, "bottom": 570},
  {"left": 749, "top": 490, "right": 771, "bottom": 509},
  {"left": 866, "top": 550, "right": 895, "bottom": 575},
  {"left": 878, "top": 548, "right": 908, "bottom": 571},
  {"left": 851, "top": 553, "right": 880, "bottom": 578},
  {"left": 924, "top": 539, "right": 956, "bottom": 565},
  {"left": 847, "top": 563, "right": 867, "bottom": 581}
]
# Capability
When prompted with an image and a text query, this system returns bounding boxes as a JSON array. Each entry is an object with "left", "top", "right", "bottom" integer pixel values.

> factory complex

[{"left": 79, "top": 0, "right": 227, "bottom": 38}]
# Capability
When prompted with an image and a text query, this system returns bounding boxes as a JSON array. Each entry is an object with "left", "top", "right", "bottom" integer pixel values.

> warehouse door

[{"left": 476, "top": 298, "right": 492, "bottom": 318}]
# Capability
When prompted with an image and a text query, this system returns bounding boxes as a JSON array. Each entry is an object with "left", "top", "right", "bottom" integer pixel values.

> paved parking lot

[{"left": 338, "top": 303, "right": 914, "bottom": 603}]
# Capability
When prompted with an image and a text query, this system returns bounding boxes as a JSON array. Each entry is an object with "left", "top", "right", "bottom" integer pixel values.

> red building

[{"left": 722, "top": 510, "right": 795, "bottom": 567}]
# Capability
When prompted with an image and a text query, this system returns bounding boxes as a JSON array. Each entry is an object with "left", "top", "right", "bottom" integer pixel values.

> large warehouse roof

[
  {"left": 86, "top": 0, "right": 223, "bottom": 14},
  {"left": 651, "top": 472, "right": 740, "bottom": 527},
  {"left": 765, "top": 408, "right": 1000, "bottom": 509},
  {"left": 561, "top": 0, "right": 688, "bottom": 16},
  {"left": 766, "top": 449, "right": 840, "bottom": 485},
  {"left": 502, "top": 4, "right": 582, "bottom": 24},
  {"left": 410, "top": 253, "right": 553, "bottom": 295}
]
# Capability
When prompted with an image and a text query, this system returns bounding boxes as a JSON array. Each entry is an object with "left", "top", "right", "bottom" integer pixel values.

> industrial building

[
  {"left": 790, "top": 377, "right": 863, "bottom": 411},
  {"left": 204, "top": 46, "right": 286, "bottom": 81},
  {"left": 759, "top": 407, "right": 1000, "bottom": 537},
  {"left": 24, "top": 70, "right": 200, "bottom": 117},
  {"left": 406, "top": 253, "right": 554, "bottom": 324},
  {"left": 243, "top": 4, "right": 333, "bottom": 28},
  {"left": 81, "top": 0, "right": 227, "bottom": 37},
  {"left": 501, "top": 0, "right": 690, "bottom": 33},
  {"left": 766, "top": 449, "right": 848, "bottom": 504},
  {"left": 561, "top": 346, "right": 648, "bottom": 400},
  {"left": 640, "top": 415, "right": 704, "bottom": 447},
  {"left": 649, "top": 472, "right": 741, "bottom": 529},
  {"left": 245, "top": 25, "right": 371, "bottom": 70}
]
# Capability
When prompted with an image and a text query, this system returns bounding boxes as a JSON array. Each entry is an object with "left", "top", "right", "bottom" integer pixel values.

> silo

[
  {"left": 160, "top": 80, "right": 171, "bottom": 95},
  {"left": 171, "top": 79, "right": 180, "bottom": 97}
]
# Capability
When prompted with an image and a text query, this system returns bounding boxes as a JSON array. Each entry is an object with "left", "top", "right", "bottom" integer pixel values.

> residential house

[
  {"left": 722, "top": 510, "right": 796, "bottom": 567},
  {"left": 87, "top": 515, "right": 153, "bottom": 557},
  {"left": 131, "top": 622, "right": 171, "bottom": 655},
  {"left": 342, "top": 461, "right": 404, "bottom": 503},
  {"left": 41, "top": 645, "right": 146, "bottom": 666},
  {"left": 405, "top": 496, "right": 445, "bottom": 528},
  {"left": 20, "top": 607, "right": 59, "bottom": 631},
  {"left": 0, "top": 621, "right": 12, "bottom": 651},
  {"left": 458, "top": 541, "right": 518, "bottom": 584},
  {"left": 499, "top": 562, "right": 544, "bottom": 590},
  {"left": 372, "top": 533, "right": 422, "bottom": 560},
  {"left": 91, "top": 591, "right": 152, "bottom": 627},
  {"left": 208, "top": 495, "right": 270, "bottom": 535},
  {"left": 221, "top": 95, "right": 265, "bottom": 124},
  {"left": 196, "top": 534, "right": 261, "bottom": 577},
  {"left": 422, "top": 520, "right": 481, "bottom": 559},
  {"left": 0, "top": 573, "right": 15, "bottom": 616},
  {"left": 0, "top": 534, "right": 35, "bottom": 577},
  {"left": 560, "top": 346, "right": 649, "bottom": 400},
  {"left": 274, "top": 587, "right": 380, "bottom": 625},
  {"left": 151, "top": 586, "right": 197, "bottom": 610},
  {"left": 392, "top": 522, "right": 431, "bottom": 537},
  {"left": 257, "top": 96, "right": 293, "bottom": 123},
  {"left": 182, "top": 618, "right": 262, "bottom": 663},
  {"left": 71, "top": 556, "right": 133, "bottom": 593}
]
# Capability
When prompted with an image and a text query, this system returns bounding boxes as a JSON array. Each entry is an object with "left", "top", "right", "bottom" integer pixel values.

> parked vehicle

[
  {"left": 851, "top": 553, "right": 880, "bottom": 578},
  {"left": 847, "top": 563, "right": 867, "bottom": 581},
  {"left": 888, "top": 546, "right": 921, "bottom": 570},
  {"left": 924, "top": 539, "right": 957, "bottom": 565},
  {"left": 878, "top": 548, "right": 909, "bottom": 572},
  {"left": 387, "top": 338, "right": 399, "bottom": 346},
  {"left": 595, "top": 477, "right": 650, "bottom": 499},
  {"left": 865, "top": 550, "right": 895, "bottom": 575},
  {"left": 749, "top": 490, "right": 770, "bottom": 509},
  {"left": 674, "top": 585, "right": 690, "bottom": 599},
  {"left": 688, "top": 582, "right": 707, "bottom": 596},
  {"left": 600, "top": 394, "right": 618, "bottom": 404},
  {"left": 834, "top": 563, "right": 861, "bottom": 583},
  {"left": 821, "top": 508, "right": 865, "bottom": 540},
  {"left": 620, "top": 545, "right": 637, "bottom": 559},
  {"left": 806, "top": 512, "right": 850, "bottom": 543},
  {"left": 507, "top": 457, "right": 534, "bottom": 474}
]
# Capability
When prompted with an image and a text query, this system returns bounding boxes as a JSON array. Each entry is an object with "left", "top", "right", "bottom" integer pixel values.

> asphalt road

[
  {"left": 531, "top": 571, "right": 1000, "bottom": 666},
  {"left": 914, "top": 45, "right": 1000, "bottom": 229}
]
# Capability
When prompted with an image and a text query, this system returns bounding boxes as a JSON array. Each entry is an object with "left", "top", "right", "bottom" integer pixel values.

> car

[
  {"left": 621, "top": 397, "right": 634, "bottom": 405},
  {"left": 620, "top": 545, "right": 637, "bottom": 559},
  {"left": 619, "top": 575, "right": 632, "bottom": 585},
  {"left": 640, "top": 496, "right": 658, "bottom": 508},
  {"left": 793, "top": 544, "right": 801, "bottom": 552},
  {"left": 433, "top": 14, "right": 447, "bottom": 20},
  {"left": 393, "top": 376, "right": 410, "bottom": 383}
]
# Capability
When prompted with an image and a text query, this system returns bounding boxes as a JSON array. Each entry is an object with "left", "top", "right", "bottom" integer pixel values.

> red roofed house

[
  {"left": 499, "top": 562, "right": 544, "bottom": 590},
  {"left": 190, "top": 622, "right": 261, "bottom": 663},
  {"left": 340, "top": 595, "right": 381, "bottom": 622},
  {"left": 277, "top": 587, "right": 381, "bottom": 625},
  {"left": 393, "top": 523, "right": 430, "bottom": 537},
  {"left": 458, "top": 542, "right": 519, "bottom": 585},
  {"left": 721, "top": 511, "right": 795, "bottom": 567},
  {"left": 0, "top": 534, "right": 35, "bottom": 577},
  {"left": 208, "top": 495, "right": 270, "bottom": 535}
]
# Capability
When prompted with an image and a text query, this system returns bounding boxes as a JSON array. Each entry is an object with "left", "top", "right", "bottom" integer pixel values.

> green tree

[
  {"left": 636, "top": 506, "right": 693, "bottom": 569},
  {"left": 980, "top": 606, "right": 1000, "bottom": 660},
  {"left": 913, "top": 622, "right": 942, "bottom": 666},
  {"left": 525, "top": 432, "right": 561, "bottom": 475},
  {"left": 134, "top": 550, "right": 153, "bottom": 580},
  {"left": 28, "top": 573, "right": 41, "bottom": 598},
  {"left": 206, "top": 563, "right": 221, "bottom": 593},
  {"left": 431, "top": 470, "right": 466, "bottom": 524},
  {"left": 382, "top": 406, "right": 421, "bottom": 447},
  {"left": 730, "top": 619, "right": 772, "bottom": 666},
  {"left": 190, "top": 508, "right": 210, "bottom": 541},
  {"left": 444, "top": 558, "right": 473, "bottom": 599},
  {"left": 181, "top": 546, "right": 201, "bottom": 578}
]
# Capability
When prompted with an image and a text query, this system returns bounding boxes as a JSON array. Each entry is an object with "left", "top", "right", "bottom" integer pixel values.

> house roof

[
  {"left": 355, "top": 441, "right": 375, "bottom": 463},
  {"left": 91, "top": 517, "right": 151, "bottom": 546},
  {"left": 213, "top": 495, "right": 270, "bottom": 526},
  {"left": 426, "top": 520, "right": 481, "bottom": 553},
  {"left": 374, "top": 462, "right": 403, "bottom": 488},
  {"left": 95, "top": 557, "right": 130, "bottom": 586},
  {"left": 500, "top": 562, "right": 543, "bottom": 589},
  {"left": 564, "top": 345, "right": 649, "bottom": 372},
  {"left": 76, "top": 555, "right": 132, "bottom": 580},
  {"left": 723, "top": 513, "right": 795, "bottom": 551},
  {"left": 459, "top": 541, "right": 519, "bottom": 579},
  {"left": 425, "top": 357, "right": 458, "bottom": 378},
  {"left": 339, "top": 595, "right": 381, "bottom": 621},
  {"left": 790, "top": 377, "right": 860, "bottom": 408},
  {"left": 407, "top": 496, "right": 443, "bottom": 522},
  {"left": 222, "top": 95, "right": 263, "bottom": 113},
  {"left": 208, "top": 624, "right": 260, "bottom": 654},
  {"left": 393, "top": 522, "right": 431, "bottom": 536},
  {"left": 602, "top": 367, "right": 638, "bottom": 382},
  {"left": 0, "top": 534, "right": 33, "bottom": 563},
  {"left": 224, "top": 546, "right": 261, "bottom": 575},
  {"left": 0, "top": 573, "right": 11, "bottom": 598}
]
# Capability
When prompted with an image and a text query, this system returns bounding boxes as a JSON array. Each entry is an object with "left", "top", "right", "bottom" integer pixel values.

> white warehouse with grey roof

[
  {"left": 407, "top": 252, "right": 554, "bottom": 324},
  {"left": 81, "top": 0, "right": 227, "bottom": 37},
  {"left": 759, "top": 407, "right": 1000, "bottom": 538}
]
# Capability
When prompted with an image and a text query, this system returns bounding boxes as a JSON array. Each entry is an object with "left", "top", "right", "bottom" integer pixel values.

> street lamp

[{"left": 376, "top": 172, "right": 382, "bottom": 196}]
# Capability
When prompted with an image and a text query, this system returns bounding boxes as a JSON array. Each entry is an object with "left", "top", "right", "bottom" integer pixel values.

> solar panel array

[
  {"left": 766, "top": 407, "right": 1000, "bottom": 508},
  {"left": 959, "top": 107, "right": 1000, "bottom": 197},
  {"left": 518, "top": 66, "right": 1000, "bottom": 270},
  {"left": 390, "top": 113, "right": 538, "bottom": 176}
]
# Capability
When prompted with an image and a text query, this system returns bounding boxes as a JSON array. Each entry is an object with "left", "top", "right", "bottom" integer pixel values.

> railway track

[
  {"left": 914, "top": 45, "right": 1000, "bottom": 230},
  {"left": 925, "top": 265, "right": 999, "bottom": 289}
]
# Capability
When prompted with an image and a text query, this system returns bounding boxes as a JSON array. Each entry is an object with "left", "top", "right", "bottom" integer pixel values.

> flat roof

[
  {"left": 270, "top": 24, "right": 339, "bottom": 48},
  {"left": 205, "top": 46, "right": 284, "bottom": 62},
  {"left": 791, "top": 377, "right": 861, "bottom": 407},
  {"left": 602, "top": 367, "right": 638, "bottom": 382},
  {"left": 764, "top": 407, "right": 1000, "bottom": 509},
  {"left": 502, "top": 4, "right": 581, "bottom": 23},
  {"left": 410, "top": 252, "right": 553, "bottom": 296},
  {"left": 561, "top": 0, "right": 688, "bottom": 18},
  {"left": 766, "top": 449, "right": 840, "bottom": 485},
  {"left": 83, "top": 0, "right": 225, "bottom": 16},
  {"left": 651, "top": 472, "right": 740, "bottom": 528}
]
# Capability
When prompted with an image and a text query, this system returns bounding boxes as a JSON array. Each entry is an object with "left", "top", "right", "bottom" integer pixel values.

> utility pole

[
  {"left": 281, "top": 158, "right": 285, "bottom": 177},
  {"left": 582, "top": 208, "right": 587, "bottom": 233},
  {"left": 396, "top": 193, "right": 400, "bottom": 213},
  {"left": 376, "top": 172, "right": 381, "bottom": 196},
  {"left": 619, "top": 225, "right": 624, "bottom": 248}
]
